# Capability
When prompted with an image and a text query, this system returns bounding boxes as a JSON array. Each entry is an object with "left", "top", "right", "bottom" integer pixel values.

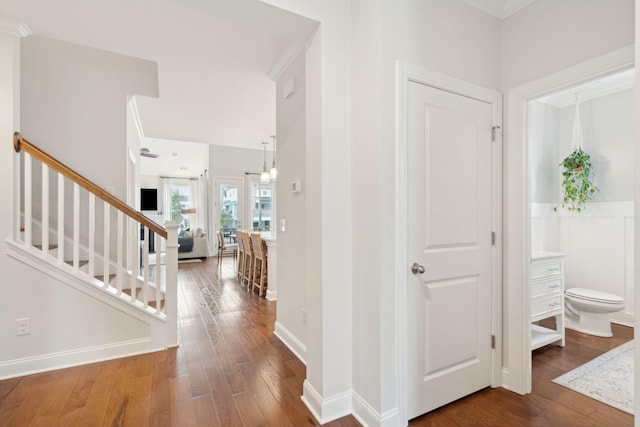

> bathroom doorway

[{"left": 526, "top": 67, "right": 635, "bottom": 414}]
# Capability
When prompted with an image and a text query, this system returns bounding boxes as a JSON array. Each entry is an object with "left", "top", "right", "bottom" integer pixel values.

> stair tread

[
  {"left": 65, "top": 260, "right": 90, "bottom": 268},
  {"left": 34, "top": 244, "right": 58, "bottom": 250},
  {"left": 94, "top": 274, "right": 116, "bottom": 283}
]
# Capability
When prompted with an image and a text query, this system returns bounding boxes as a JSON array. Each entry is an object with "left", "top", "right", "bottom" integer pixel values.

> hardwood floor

[
  {"left": 410, "top": 319, "right": 633, "bottom": 426},
  {"left": 0, "top": 257, "right": 634, "bottom": 426}
]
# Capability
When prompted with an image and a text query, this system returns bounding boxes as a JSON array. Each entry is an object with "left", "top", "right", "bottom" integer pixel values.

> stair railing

[{"left": 12, "top": 132, "right": 178, "bottom": 327}]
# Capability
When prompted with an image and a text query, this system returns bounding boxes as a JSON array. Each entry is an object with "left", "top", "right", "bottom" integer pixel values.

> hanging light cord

[{"left": 571, "top": 93, "right": 583, "bottom": 151}]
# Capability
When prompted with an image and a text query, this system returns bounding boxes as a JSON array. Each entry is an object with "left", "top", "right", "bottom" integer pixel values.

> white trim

[
  {"left": 301, "top": 380, "right": 352, "bottom": 424},
  {"left": 5, "top": 239, "right": 166, "bottom": 323},
  {"left": 0, "top": 338, "right": 161, "bottom": 380},
  {"left": 0, "top": 17, "right": 31, "bottom": 38},
  {"left": 504, "top": 45, "right": 634, "bottom": 394},
  {"left": 273, "top": 320, "right": 307, "bottom": 364},
  {"left": 128, "top": 97, "right": 146, "bottom": 141},
  {"left": 395, "top": 61, "right": 503, "bottom": 425},
  {"left": 268, "top": 42, "right": 305, "bottom": 81},
  {"left": 352, "top": 391, "right": 400, "bottom": 427}
]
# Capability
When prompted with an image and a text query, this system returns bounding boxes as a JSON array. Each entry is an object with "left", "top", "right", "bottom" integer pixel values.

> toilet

[{"left": 564, "top": 287, "right": 625, "bottom": 337}]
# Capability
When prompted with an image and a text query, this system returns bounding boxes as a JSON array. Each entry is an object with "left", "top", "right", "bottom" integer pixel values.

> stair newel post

[
  {"left": 57, "top": 173, "right": 65, "bottom": 264},
  {"left": 13, "top": 144, "right": 21, "bottom": 242},
  {"left": 142, "top": 226, "right": 149, "bottom": 307},
  {"left": 129, "top": 217, "right": 138, "bottom": 301},
  {"left": 154, "top": 231, "right": 162, "bottom": 313},
  {"left": 103, "top": 201, "right": 110, "bottom": 288},
  {"left": 164, "top": 220, "right": 179, "bottom": 347},
  {"left": 41, "top": 163, "right": 49, "bottom": 257},
  {"left": 24, "top": 153, "right": 32, "bottom": 248}
]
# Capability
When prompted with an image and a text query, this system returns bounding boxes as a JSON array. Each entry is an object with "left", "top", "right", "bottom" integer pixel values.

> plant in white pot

[{"left": 554, "top": 95, "right": 598, "bottom": 213}]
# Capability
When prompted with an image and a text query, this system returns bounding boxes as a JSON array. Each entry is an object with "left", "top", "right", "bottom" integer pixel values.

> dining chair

[
  {"left": 236, "top": 230, "right": 246, "bottom": 282},
  {"left": 250, "top": 233, "right": 268, "bottom": 297},
  {"left": 241, "top": 231, "right": 255, "bottom": 289},
  {"left": 217, "top": 231, "right": 237, "bottom": 269}
]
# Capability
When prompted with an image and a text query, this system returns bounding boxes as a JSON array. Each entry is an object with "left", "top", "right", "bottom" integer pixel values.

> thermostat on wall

[{"left": 291, "top": 179, "right": 302, "bottom": 193}]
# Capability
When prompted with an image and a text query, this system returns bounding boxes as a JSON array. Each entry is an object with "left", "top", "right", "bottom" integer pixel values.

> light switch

[{"left": 280, "top": 219, "right": 286, "bottom": 232}]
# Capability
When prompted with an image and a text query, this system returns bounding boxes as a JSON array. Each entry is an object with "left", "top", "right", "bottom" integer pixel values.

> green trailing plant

[{"left": 554, "top": 148, "right": 598, "bottom": 212}]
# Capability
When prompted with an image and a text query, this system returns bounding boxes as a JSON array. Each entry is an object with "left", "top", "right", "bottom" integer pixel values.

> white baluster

[
  {"left": 103, "top": 201, "right": 110, "bottom": 288},
  {"left": 57, "top": 173, "right": 64, "bottom": 264},
  {"left": 24, "top": 153, "right": 32, "bottom": 248},
  {"left": 41, "top": 164, "right": 49, "bottom": 257},
  {"left": 13, "top": 149, "right": 21, "bottom": 241},
  {"left": 117, "top": 211, "right": 123, "bottom": 294},
  {"left": 73, "top": 183, "right": 79, "bottom": 270},
  {"left": 88, "top": 193, "right": 95, "bottom": 278},
  {"left": 155, "top": 231, "right": 162, "bottom": 313},
  {"left": 130, "top": 217, "right": 138, "bottom": 301}
]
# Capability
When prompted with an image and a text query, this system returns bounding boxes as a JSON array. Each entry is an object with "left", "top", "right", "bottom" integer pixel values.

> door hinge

[
  {"left": 492, "top": 126, "right": 501, "bottom": 142},
  {"left": 491, "top": 231, "right": 496, "bottom": 246},
  {"left": 491, "top": 335, "right": 496, "bottom": 349}
]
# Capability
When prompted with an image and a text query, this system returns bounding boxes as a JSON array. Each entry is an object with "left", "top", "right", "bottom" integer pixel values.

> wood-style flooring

[{"left": 0, "top": 257, "right": 634, "bottom": 426}]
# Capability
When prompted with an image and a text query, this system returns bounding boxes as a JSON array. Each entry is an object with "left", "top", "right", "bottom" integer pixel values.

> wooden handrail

[{"left": 13, "top": 132, "right": 167, "bottom": 238}]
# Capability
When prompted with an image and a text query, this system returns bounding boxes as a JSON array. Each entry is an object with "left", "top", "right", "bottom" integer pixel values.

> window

[
  {"left": 170, "top": 182, "right": 192, "bottom": 230},
  {"left": 250, "top": 182, "right": 273, "bottom": 231}
]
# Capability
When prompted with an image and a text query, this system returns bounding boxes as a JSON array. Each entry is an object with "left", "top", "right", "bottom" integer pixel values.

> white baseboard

[
  {"left": 265, "top": 289, "right": 277, "bottom": 301},
  {"left": 352, "top": 391, "right": 400, "bottom": 427},
  {"left": 0, "top": 338, "right": 162, "bottom": 380},
  {"left": 273, "top": 320, "right": 306, "bottom": 364},
  {"left": 302, "top": 380, "right": 352, "bottom": 424}
]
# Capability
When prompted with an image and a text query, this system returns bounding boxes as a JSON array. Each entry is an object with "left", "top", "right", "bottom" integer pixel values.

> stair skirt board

[
  {"left": 6, "top": 240, "right": 167, "bottom": 320},
  {"left": 0, "top": 338, "right": 165, "bottom": 380},
  {"left": 4, "top": 241, "right": 173, "bottom": 379}
]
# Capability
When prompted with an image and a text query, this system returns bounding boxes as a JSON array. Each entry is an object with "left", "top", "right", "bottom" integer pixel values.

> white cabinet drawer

[
  {"left": 531, "top": 278, "right": 563, "bottom": 299},
  {"left": 531, "top": 295, "right": 563, "bottom": 319},
  {"left": 531, "top": 262, "right": 562, "bottom": 279}
]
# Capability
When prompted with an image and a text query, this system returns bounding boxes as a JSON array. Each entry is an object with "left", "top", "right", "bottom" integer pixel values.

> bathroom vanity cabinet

[{"left": 530, "top": 251, "right": 566, "bottom": 350}]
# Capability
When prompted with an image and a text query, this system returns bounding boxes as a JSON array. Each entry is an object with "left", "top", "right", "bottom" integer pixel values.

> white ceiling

[
  {"left": 464, "top": 0, "right": 537, "bottom": 19},
  {"left": 1, "top": 0, "right": 317, "bottom": 175}
]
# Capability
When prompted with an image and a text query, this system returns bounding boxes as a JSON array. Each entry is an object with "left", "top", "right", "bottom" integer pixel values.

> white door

[{"left": 407, "top": 81, "right": 494, "bottom": 418}]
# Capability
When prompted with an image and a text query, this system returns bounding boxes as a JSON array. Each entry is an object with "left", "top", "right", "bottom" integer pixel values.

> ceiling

[
  {"left": 464, "top": 0, "right": 537, "bottom": 19},
  {"left": 1, "top": 0, "right": 317, "bottom": 175}
]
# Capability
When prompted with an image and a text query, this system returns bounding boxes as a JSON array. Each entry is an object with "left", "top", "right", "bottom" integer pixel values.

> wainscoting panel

[{"left": 531, "top": 202, "right": 634, "bottom": 325}]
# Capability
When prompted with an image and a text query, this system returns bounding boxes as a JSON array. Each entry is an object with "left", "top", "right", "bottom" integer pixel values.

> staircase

[{"left": 5, "top": 133, "right": 179, "bottom": 375}]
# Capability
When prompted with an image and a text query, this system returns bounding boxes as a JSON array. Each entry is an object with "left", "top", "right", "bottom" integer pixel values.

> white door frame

[
  {"left": 396, "top": 61, "right": 503, "bottom": 424},
  {"left": 502, "top": 45, "right": 634, "bottom": 395}
]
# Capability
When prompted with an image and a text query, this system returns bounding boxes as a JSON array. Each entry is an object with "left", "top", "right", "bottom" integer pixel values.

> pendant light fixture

[
  {"left": 269, "top": 135, "right": 277, "bottom": 181},
  {"left": 260, "top": 141, "right": 271, "bottom": 184}
]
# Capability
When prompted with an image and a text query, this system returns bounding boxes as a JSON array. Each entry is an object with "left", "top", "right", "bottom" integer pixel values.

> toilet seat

[{"left": 565, "top": 287, "right": 624, "bottom": 304}]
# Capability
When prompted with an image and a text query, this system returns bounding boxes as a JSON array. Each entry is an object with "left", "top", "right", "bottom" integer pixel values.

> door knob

[{"left": 411, "top": 263, "right": 425, "bottom": 275}]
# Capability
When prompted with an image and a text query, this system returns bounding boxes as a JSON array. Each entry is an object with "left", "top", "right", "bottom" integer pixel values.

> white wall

[
  {"left": 274, "top": 49, "right": 307, "bottom": 360},
  {"left": 501, "top": 0, "right": 635, "bottom": 90},
  {"left": 20, "top": 35, "right": 159, "bottom": 200}
]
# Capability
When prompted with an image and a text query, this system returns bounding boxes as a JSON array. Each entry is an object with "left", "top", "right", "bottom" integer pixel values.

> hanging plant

[{"left": 554, "top": 147, "right": 597, "bottom": 212}]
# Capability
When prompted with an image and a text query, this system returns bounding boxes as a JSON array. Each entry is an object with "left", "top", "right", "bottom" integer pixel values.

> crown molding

[
  {"left": 465, "top": 0, "right": 536, "bottom": 19},
  {"left": 268, "top": 41, "right": 305, "bottom": 82},
  {"left": 0, "top": 17, "right": 31, "bottom": 38}
]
